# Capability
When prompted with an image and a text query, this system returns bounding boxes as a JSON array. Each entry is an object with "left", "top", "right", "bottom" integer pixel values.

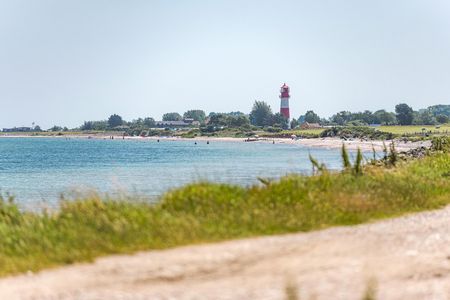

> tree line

[
  {"left": 303, "top": 104, "right": 450, "bottom": 127},
  {"left": 47, "top": 103, "right": 449, "bottom": 133},
  {"left": 245, "top": 102, "right": 450, "bottom": 129}
]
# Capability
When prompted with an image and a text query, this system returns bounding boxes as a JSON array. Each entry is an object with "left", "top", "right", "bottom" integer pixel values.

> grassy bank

[
  {"left": 1, "top": 147, "right": 450, "bottom": 276},
  {"left": 379, "top": 124, "right": 450, "bottom": 135}
]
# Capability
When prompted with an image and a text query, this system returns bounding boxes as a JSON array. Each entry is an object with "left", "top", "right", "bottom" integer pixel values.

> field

[
  {"left": 379, "top": 124, "right": 450, "bottom": 135},
  {"left": 1, "top": 141, "right": 450, "bottom": 276}
]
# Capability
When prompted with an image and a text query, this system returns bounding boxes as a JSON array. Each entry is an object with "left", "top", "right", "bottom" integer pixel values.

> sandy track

[{"left": 1, "top": 206, "right": 449, "bottom": 300}]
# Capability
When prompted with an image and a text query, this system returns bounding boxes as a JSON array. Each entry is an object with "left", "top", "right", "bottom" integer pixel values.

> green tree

[
  {"left": 415, "top": 110, "right": 436, "bottom": 125},
  {"left": 49, "top": 125, "right": 62, "bottom": 132},
  {"left": 290, "top": 118, "right": 299, "bottom": 129},
  {"left": 436, "top": 114, "right": 449, "bottom": 124},
  {"left": 395, "top": 103, "right": 414, "bottom": 125},
  {"left": 162, "top": 112, "right": 182, "bottom": 121},
  {"left": 108, "top": 114, "right": 124, "bottom": 128},
  {"left": 207, "top": 113, "right": 250, "bottom": 128},
  {"left": 81, "top": 121, "right": 93, "bottom": 130},
  {"left": 183, "top": 110, "right": 206, "bottom": 123},
  {"left": 249, "top": 101, "right": 273, "bottom": 126},
  {"left": 331, "top": 111, "right": 352, "bottom": 125},
  {"left": 428, "top": 105, "right": 450, "bottom": 117},
  {"left": 271, "top": 113, "right": 289, "bottom": 129},
  {"left": 133, "top": 118, "right": 144, "bottom": 126},
  {"left": 208, "top": 113, "right": 229, "bottom": 127},
  {"left": 227, "top": 111, "right": 245, "bottom": 116},
  {"left": 143, "top": 117, "right": 155, "bottom": 127},
  {"left": 81, "top": 120, "right": 108, "bottom": 131},
  {"left": 228, "top": 115, "right": 250, "bottom": 127},
  {"left": 361, "top": 110, "right": 376, "bottom": 124},
  {"left": 374, "top": 110, "right": 397, "bottom": 125},
  {"left": 304, "top": 110, "right": 321, "bottom": 124}
]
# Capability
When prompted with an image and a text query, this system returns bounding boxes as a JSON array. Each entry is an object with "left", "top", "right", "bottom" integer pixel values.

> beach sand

[{"left": 0, "top": 133, "right": 431, "bottom": 152}]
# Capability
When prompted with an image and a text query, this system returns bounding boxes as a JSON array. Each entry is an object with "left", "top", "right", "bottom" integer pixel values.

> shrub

[
  {"left": 320, "top": 127, "right": 395, "bottom": 140},
  {"left": 431, "top": 137, "right": 450, "bottom": 153}
]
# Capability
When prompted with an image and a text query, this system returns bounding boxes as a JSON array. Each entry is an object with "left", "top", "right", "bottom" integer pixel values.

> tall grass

[
  {"left": 432, "top": 136, "right": 450, "bottom": 152},
  {"left": 362, "top": 279, "right": 378, "bottom": 300},
  {"left": 0, "top": 150, "right": 450, "bottom": 276},
  {"left": 340, "top": 144, "right": 363, "bottom": 175}
]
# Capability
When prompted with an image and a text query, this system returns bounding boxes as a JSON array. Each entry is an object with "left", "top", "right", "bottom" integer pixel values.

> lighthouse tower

[{"left": 279, "top": 83, "right": 291, "bottom": 128}]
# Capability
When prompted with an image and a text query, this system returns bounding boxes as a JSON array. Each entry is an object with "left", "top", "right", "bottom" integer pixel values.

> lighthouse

[{"left": 279, "top": 83, "right": 290, "bottom": 128}]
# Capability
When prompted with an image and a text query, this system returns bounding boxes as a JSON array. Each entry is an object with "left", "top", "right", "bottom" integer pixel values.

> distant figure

[
  {"left": 157, "top": 139, "right": 160, "bottom": 143},
  {"left": 194, "top": 142, "right": 197, "bottom": 145},
  {"left": 207, "top": 141, "right": 209, "bottom": 145},
  {"left": 273, "top": 140, "right": 275, "bottom": 144}
]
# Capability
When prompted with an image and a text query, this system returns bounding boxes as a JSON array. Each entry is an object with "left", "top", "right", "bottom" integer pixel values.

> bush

[
  {"left": 320, "top": 126, "right": 395, "bottom": 140},
  {"left": 265, "top": 126, "right": 283, "bottom": 133},
  {"left": 431, "top": 137, "right": 450, "bottom": 152}
]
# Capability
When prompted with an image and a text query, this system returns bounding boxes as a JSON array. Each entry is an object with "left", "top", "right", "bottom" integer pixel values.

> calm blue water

[{"left": 0, "top": 138, "right": 355, "bottom": 207}]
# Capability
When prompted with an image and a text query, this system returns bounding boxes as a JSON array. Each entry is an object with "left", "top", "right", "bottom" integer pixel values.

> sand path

[{"left": 0, "top": 206, "right": 449, "bottom": 300}]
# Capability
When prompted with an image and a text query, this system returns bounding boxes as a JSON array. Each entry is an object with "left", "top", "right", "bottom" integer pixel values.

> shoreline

[{"left": 0, "top": 134, "right": 431, "bottom": 151}]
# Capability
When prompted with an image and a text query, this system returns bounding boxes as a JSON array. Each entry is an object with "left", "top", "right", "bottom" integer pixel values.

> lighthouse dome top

[{"left": 280, "top": 83, "right": 290, "bottom": 95}]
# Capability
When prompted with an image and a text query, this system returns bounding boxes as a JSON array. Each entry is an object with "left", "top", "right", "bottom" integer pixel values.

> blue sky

[{"left": 0, "top": 0, "right": 449, "bottom": 128}]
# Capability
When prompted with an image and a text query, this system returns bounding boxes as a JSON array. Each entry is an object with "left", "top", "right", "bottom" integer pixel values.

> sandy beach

[
  {"left": 0, "top": 133, "right": 431, "bottom": 152},
  {"left": 145, "top": 136, "right": 430, "bottom": 152}
]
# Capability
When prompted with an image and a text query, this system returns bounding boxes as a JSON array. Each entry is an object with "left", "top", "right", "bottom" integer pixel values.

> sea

[{"left": 0, "top": 137, "right": 359, "bottom": 208}]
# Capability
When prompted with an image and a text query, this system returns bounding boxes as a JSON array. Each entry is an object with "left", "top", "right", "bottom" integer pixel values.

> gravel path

[{"left": 1, "top": 206, "right": 449, "bottom": 300}]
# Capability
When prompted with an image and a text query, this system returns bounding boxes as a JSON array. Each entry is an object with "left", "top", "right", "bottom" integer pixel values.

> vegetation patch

[
  {"left": 320, "top": 126, "right": 395, "bottom": 140},
  {"left": 379, "top": 125, "right": 450, "bottom": 136}
]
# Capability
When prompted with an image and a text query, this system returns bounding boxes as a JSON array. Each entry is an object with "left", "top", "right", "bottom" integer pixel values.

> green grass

[
  {"left": 1, "top": 152, "right": 450, "bottom": 276},
  {"left": 280, "top": 125, "right": 450, "bottom": 138},
  {"left": 379, "top": 124, "right": 450, "bottom": 135},
  {"left": 285, "top": 128, "right": 325, "bottom": 136},
  {"left": 290, "top": 128, "right": 325, "bottom": 135},
  {"left": 261, "top": 128, "right": 325, "bottom": 139}
]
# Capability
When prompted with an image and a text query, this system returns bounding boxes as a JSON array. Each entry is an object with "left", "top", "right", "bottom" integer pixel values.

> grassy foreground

[{"left": 1, "top": 151, "right": 450, "bottom": 276}]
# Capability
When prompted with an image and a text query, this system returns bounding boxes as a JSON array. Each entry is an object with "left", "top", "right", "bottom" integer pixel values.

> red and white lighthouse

[{"left": 279, "top": 83, "right": 290, "bottom": 126}]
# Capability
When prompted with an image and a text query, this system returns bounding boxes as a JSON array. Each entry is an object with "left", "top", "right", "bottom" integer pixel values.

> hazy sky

[{"left": 0, "top": 0, "right": 449, "bottom": 128}]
